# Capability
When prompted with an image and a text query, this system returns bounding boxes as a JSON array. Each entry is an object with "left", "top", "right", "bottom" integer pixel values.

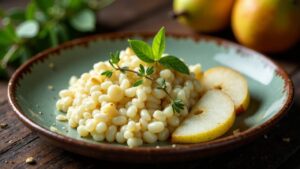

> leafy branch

[
  {"left": 103, "top": 53, "right": 184, "bottom": 113},
  {"left": 0, "top": 0, "right": 115, "bottom": 78},
  {"left": 101, "top": 27, "right": 189, "bottom": 113}
]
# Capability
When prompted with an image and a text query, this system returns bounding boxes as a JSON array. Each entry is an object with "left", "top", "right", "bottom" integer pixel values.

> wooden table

[{"left": 1, "top": 1, "right": 300, "bottom": 168}]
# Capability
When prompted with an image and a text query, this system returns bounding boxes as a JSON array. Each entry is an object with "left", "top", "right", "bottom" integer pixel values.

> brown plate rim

[{"left": 8, "top": 32, "right": 294, "bottom": 155}]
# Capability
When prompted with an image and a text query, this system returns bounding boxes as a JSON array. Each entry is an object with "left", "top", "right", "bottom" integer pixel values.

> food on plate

[
  {"left": 201, "top": 67, "right": 250, "bottom": 114},
  {"left": 55, "top": 27, "right": 250, "bottom": 147},
  {"left": 172, "top": 89, "right": 235, "bottom": 143}
]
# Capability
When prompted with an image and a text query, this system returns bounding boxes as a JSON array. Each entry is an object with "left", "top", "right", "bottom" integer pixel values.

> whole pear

[
  {"left": 232, "top": 0, "right": 300, "bottom": 53},
  {"left": 173, "top": 0, "right": 235, "bottom": 32}
]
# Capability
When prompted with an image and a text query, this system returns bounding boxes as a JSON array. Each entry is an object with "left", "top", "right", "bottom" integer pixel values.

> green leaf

[
  {"left": 0, "top": 30, "right": 14, "bottom": 46},
  {"left": 49, "top": 6, "right": 65, "bottom": 19},
  {"left": 70, "top": 9, "right": 96, "bottom": 32},
  {"left": 49, "top": 26, "right": 59, "bottom": 47},
  {"left": 146, "top": 66, "right": 154, "bottom": 75},
  {"left": 1, "top": 44, "right": 19, "bottom": 68},
  {"left": 128, "top": 40, "right": 154, "bottom": 63},
  {"left": 26, "top": 2, "right": 37, "bottom": 20},
  {"left": 101, "top": 70, "right": 113, "bottom": 78},
  {"left": 132, "top": 79, "right": 143, "bottom": 87},
  {"left": 110, "top": 51, "right": 120, "bottom": 64},
  {"left": 159, "top": 55, "right": 190, "bottom": 75},
  {"left": 108, "top": 60, "right": 114, "bottom": 68},
  {"left": 0, "top": 24, "right": 18, "bottom": 45},
  {"left": 138, "top": 64, "right": 145, "bottom": 76},
  {"left": 34, "top": 0, "right": 54, "bottom": 14},
  {"left": 6, "top": 9, "right": 26, "bottom": 22},
  {"left": 16, "top": 20, "right": 39, "bottom": 38},
  {"left": 152, "top": 27, "right": 165, "bottom": 60},
  {"left": 35, "top": 11, "right": 47, "bottom": 22},
  {"left": 65, "top": 0, "right": 83, "bottom": 10},
  {"left": 172, "top": 99, "right": 185, "bottom": 113},
  {"left": 8, "top": 46, "right": 22, "bottom": 63}
]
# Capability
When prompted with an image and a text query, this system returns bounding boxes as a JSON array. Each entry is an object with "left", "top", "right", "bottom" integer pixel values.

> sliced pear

[
  {"left": 202, "top": 67, "right": 250, "bottom": 114},
  {"left": 172, "top": 90, "right": 235, "bottom": 143}
]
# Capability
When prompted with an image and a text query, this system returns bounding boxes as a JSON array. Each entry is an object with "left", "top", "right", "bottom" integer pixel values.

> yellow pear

[
  {"left": 232, "top": 0, "right": 300, "bottom": 53},
  {"left": 201, "top": 67, "right": 250, "bottom": 114},
  {"left": 172, "top": 90, "right": 235, "bottom": 143},
  {"left": 173, "top": 0, "right": 235, "bottom": 32}
]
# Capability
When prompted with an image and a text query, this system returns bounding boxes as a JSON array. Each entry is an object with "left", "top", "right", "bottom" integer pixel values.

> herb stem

[
  {"left": 103, "top": 26, "right": 187, "bottom": 113},
  {"left": 1, "top": 44, "right": 19, "bottom": 68},
  {"left": 116, "top": 66, "right": 154, "bottom": 81},
  {"left": 115, "top": 65, "right": 174, "bottom": 102}
]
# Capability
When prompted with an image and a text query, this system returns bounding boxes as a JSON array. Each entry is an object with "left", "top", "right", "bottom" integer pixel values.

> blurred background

[{"left": 0, "top": 0, "right": 300, "bottom": 169}]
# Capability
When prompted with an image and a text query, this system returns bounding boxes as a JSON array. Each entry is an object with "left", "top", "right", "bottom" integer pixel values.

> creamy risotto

[{"left": 56, "top": 47, "right": 203, "bottom": 147}]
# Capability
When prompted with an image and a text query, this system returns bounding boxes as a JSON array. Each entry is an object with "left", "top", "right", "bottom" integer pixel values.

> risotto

[{"left": 56, "top": 47, "right": 203, "bottom": 147}]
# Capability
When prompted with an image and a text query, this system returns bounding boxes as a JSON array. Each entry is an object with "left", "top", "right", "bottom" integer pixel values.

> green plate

[{"left": 8, "top": 33, "right": 293, "bottom": 162}]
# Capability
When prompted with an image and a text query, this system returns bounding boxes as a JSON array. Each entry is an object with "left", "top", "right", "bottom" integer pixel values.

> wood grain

[
  {"left": 0, "top": 0, "right": 300, "bottom": 168},
  {"left": 97, "top": 0, "right": 171, "bottom": 31}
]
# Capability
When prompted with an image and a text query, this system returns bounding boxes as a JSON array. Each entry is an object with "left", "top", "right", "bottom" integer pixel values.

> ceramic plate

[{"left": 8, "top": 33, "right": 294, "bottom": 162}]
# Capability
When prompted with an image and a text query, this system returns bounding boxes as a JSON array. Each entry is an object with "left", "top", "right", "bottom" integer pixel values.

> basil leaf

[
  {"left": 152, "top": 27, "right": 165, "bottom": 60},
  {"left": 70, "top": 9, "right": 96, "bottom": 32},
  {"left": 132, "top": 79, "right": 143, "bottom": 87},
  {"left": 16, "top": 20, "right": 39, "bottom": 38},
  {"left": 128, "top": 40, "right": 154, "bottom": 63},
  {"left": 159, "top": 55, "right": 190, "bottom": 75}
]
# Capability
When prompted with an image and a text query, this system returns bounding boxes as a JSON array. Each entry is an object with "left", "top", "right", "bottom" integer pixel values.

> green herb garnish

[
  {"left": 102, "top": 27, "right": 189, "bottom": 113},
  {"left": 101, "top": 70, "right": 113, "bottom": 78},
  {"left": 132, "top": 79, "right": 144, "bottom": 87},
  {"left": 172, "top": 99, "right": 185, "bottom": 114},
  {"left": 128, "top": 27, "right": 189, "bottom": 75}
]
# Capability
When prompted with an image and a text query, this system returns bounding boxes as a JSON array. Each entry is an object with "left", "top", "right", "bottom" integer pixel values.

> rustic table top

[{"left": 1, "top": 1, "right": 300, "bottom": 169}]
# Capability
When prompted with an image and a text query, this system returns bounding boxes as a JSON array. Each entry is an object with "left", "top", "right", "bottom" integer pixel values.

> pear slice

[
  {"left": 172, "top": 90, "right": 235, "bottom": 143},
  {"left": 202, "top": 67, "right": 250, "bottom": 114}
]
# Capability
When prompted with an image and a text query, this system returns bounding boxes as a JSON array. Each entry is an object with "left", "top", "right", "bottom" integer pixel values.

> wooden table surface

[{"left": 1, "top": 1, "right": 300, "bottom": 169}]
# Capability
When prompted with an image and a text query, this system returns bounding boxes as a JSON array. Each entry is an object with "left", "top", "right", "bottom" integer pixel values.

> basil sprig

[
  {"left": 102, "top": 27, "right": 190, "bottom": 114},
  {"left": 128, "top": 27, "right": 190, "bottom": 75}
]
